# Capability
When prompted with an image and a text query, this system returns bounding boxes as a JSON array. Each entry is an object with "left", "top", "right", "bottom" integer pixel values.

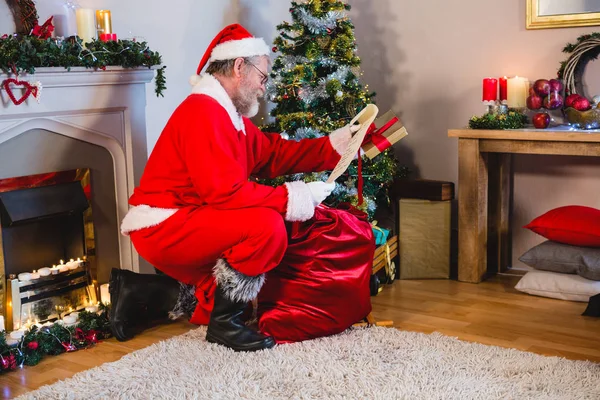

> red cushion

[{"left": 524, "top": 205, "right": 600, "bottom": 247}]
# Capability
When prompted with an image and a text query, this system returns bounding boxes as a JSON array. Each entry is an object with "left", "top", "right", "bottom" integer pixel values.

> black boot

[
  {"left": 206, "top": 260, "right": 275, "bottom": 352},
  {"left": 109, "top": 268, "right": 181, "bottom": 341}
]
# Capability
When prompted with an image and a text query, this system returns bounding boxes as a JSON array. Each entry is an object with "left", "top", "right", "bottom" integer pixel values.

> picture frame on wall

[{"left": 527, "top": 0, "right": 600, "bottom": 29}]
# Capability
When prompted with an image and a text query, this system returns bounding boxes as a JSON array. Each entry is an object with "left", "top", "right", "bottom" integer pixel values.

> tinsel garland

[
  {"left": 0, "top": 304, "right": 112, "bottom": 374},
  {"left": 468, "top": 111, "right": 528, "bottom": 130},
  {"left": 0, "top": 35, "right": 167, "bottom": 96},
  {"left": 262, "top": 0, "right": 407, "bottom": 218}
]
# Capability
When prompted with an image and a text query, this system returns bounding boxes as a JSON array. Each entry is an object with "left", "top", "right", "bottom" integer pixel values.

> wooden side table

[{"left": 448, "top": 128, "right": 600, "bottom": 283}]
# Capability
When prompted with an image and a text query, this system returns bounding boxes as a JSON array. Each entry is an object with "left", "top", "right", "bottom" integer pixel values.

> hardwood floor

[{"left": 3, "top": 275, "right": 599, "bottom": 398}]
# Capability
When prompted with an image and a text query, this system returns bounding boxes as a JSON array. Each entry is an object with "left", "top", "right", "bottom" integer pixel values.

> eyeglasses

[{"left": 245, "top": 62, "right": 269, "bottom": 85}]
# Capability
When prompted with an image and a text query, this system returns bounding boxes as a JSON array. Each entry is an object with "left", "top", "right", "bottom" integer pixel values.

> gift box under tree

[{"left": 361, "top": 110, "right": 408, "bottom": 159}]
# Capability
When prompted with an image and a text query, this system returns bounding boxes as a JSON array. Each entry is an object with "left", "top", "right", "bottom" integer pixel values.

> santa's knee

[{"left": 247, "top": 208, "right": 287, "bottom": 252}]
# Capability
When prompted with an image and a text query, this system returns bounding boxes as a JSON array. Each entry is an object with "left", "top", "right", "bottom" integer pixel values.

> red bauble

[
  {"left": 61, "top": 342, "right": 77, "bottom": 352},
  {"left": 532, "top": 112, "right": 550, "bottom": 129},
  {"left": 573, "top": 97, "right": 591, "bottom": 111},
  {"left": 526, "top": 95, "right": 543, "bottom": 110},
  {"left": 543, "top": 92, "right": 563, "bottom": 110},
  {"left": 27, "top": 341, "right": 39, "bottom": 350},
  {"left": 533, "top": 79, "right": 551, "bottom": 96},
  {"left": 565, "top": 94, "right": 582, "bottom": 108},
  {"left": 272, "top": 46, "right": 278, "bottom": 52}
]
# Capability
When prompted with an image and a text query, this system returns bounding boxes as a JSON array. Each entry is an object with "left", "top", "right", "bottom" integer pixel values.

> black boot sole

[
  {"left": 109, "top": 269, "right": 134, "bottom": 342},
  {"left": 205, "top": 330, "right": 276, "bottom": 352}
]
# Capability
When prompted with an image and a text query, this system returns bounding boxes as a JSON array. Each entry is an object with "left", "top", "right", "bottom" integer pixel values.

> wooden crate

[{"left": 373, "top": 235, "right": 398, "bottom": 275}]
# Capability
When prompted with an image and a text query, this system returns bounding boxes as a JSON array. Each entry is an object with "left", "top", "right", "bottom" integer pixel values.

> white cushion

[{"left": 514, "top": 270, "right": 600, "bottom": 302}]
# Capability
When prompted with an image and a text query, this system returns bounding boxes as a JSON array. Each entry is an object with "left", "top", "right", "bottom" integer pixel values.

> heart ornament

[{"left": 2, "top": 78, "right": 42, "bottom": 105}]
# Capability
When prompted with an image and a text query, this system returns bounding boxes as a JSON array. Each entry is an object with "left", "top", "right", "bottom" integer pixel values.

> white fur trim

[
  {"left": 284, "top": 181, "right": 315, "bottom": 222},
  {"left": 191, "top": 74, "right": 245, "bottom": 134},
  {"left": 213, "top": 259, "right": 265, "bottom": 303},
  {"left": 120, "top": 205, "right": 178, "bottom": 235},
  {"left": 329, "top": 125, "right": 353, "bottom": 156},
  {"left": 189, "top": 74, "right": 202, "bottom": 86},
  {"left": 209, "top": 37, "right": 270, "bottom": 62}
]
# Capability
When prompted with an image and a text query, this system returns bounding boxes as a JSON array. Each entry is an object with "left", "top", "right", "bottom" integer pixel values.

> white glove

[
  {"left": 307, "top": 181, "right": 335, "bottom": 206},
  {"left": 329, "top": 123, "right": 361, "bottom": 155}
]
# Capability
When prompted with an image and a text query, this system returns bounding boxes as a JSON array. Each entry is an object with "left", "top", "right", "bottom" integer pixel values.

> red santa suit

[{"left": 120, "top": 73, "right": 352, "bottom": 325}]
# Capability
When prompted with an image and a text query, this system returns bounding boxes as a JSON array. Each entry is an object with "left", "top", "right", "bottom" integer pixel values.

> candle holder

[{"left": 484, "top": 100, "right": 500, "bottom": 115}]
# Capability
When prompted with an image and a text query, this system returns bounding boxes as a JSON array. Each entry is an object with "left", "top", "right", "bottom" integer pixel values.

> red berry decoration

[{"left": 27, "top": 341, "right": 39, "bottom": 350}]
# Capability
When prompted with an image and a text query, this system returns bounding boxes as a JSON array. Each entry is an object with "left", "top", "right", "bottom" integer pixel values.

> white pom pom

[{"left": 189, "top": 74, "right": 202, "bottom": 86}]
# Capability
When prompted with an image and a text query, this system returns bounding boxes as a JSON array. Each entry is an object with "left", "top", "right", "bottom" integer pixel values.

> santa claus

[{"left": 109, "top": 23, "right": 357, "bottom": 351}]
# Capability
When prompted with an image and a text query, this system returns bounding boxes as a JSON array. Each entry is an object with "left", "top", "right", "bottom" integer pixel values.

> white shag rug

[{"left": 17, "top": 327, "right": 600, "bottom": 400}]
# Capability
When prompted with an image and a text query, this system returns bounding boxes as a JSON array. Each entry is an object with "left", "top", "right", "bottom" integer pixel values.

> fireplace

[
  {"left": 0, "top": 169, "right": 97, "bottom": 330},
  {"left": 0, "top": 66, "right": 156, "bottom": 331}
]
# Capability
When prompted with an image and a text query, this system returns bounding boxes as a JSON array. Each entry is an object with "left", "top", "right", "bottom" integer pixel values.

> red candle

[
  {"left": 482, "top": 78, "right": 498, "bottom": 102},
  {"left": 499, "top": 76, "right": 508, "bottom": 102},
  {"left": 100, "top": 33, "right": 118, "bottom": 42}
]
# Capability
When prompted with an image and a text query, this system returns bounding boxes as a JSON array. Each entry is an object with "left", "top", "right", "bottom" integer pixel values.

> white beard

[{"left": 243, "top": 100, "right": 260, "bottom": 118}]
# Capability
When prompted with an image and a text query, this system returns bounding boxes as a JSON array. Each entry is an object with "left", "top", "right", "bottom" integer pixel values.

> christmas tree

[{"left": 263, "top": 0, "right": 408, "bottom": 218}]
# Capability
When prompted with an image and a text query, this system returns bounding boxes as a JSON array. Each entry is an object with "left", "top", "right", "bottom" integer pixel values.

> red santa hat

[{"left": 190, "top": 23, "right": 270, "bottom": 85}]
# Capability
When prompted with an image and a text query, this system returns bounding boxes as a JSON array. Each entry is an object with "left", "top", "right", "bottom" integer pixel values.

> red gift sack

[{"left": 257, "top": 204, "right": 375, "bottom": 343}]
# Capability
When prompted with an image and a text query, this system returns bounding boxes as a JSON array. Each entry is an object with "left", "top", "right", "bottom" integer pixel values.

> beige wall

[{"left": 3, "top": 0, "right": 600, "bottom": 269}]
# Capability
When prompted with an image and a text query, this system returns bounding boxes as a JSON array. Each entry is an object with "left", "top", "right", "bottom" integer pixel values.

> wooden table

[{"left": 448, "top": 128, "right": 600, "bottom": 283}]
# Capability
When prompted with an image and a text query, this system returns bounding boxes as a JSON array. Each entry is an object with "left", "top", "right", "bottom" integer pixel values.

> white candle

[
  {"left": 0, "top": 316, "right": 4, "bottom": 331},
  {"left": 66, "top": 259, "right": 79, "bottom": 270},
  {"left": 507, "top": 76, "right": 529, "bottom": 108},
  {"left": 38, "top": 267, "right": 51, "bottom": 277},
  {"left": 100, "top": 283, "right": 111, "bottom": 305},
  {"left": 85, "top": 305, "right": 98, "bottom": 313},
  {"left": 76, "top": 8, "right": 96, "bottom": 45},
  {"left": 30, "top": 272, "right": 40, "bottom": 280},
  {"left": 63, "top": 314, "right": 77, "bottom": 325},
  {"left": 9, "top": 330, "right": 24, "bottom": 340},
  {"left": 70, "top": 312, "right": 80, "bottom": 320},
  {"left": 17, "top": 272, "right": 32, "bottom": 282},
  {"left": 58, "top": 260, "right": 69, "bottom": 273},
  {"left": 51, "top": 265, "right": 60, "bottom": 275}
]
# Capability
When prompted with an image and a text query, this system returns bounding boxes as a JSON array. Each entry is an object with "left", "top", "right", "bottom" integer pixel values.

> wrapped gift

[
  {"left": 371, "top": 222, "right": 390, "bottom": 246},
  {"left": 361, "top": 110, "right": 408, "bottom": 159}
]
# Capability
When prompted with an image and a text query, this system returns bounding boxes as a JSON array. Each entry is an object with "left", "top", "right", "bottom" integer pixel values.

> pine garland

[
  {"left": 0, "top": 35, "right": 167, "bottom": 96},
  {"left": 468, "top": 110, "right": 528, "bottom": 130},
  {"left": 0, "top": 304, "right": 112, "bottom": 374}
]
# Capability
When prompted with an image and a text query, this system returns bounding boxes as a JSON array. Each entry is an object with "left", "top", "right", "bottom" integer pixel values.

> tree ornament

[
  {"left": 272, "top": 46, "right": 278, "bottom": 52},
  {"left": 27, "top": 341, "right": 39, "bottom": 350}
]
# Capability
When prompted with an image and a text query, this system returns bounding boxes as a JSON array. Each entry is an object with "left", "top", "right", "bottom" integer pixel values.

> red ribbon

[
  {"left": 356, "top": 116, "right": 398, "bottom": 205},
  {"left": 363, "top": 117, "right": 398, "bottom": 153}
]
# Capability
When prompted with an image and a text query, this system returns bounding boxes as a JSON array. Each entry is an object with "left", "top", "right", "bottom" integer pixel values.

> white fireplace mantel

[{"left": 0, "top": 66, "right": 157, "bottom": 273}]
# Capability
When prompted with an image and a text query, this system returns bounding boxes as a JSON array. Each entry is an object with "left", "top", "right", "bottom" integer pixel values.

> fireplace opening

[{"left": 0, "top": 169, "right": 98, "bottom": 331}]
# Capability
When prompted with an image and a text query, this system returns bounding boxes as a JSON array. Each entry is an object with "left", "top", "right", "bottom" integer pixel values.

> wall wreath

[
  {"left": 7, "top": 0, "right": 39, "bottom": 35},
  {"left": 557, "top": 33, "right": 600, "bottom": 98}
]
